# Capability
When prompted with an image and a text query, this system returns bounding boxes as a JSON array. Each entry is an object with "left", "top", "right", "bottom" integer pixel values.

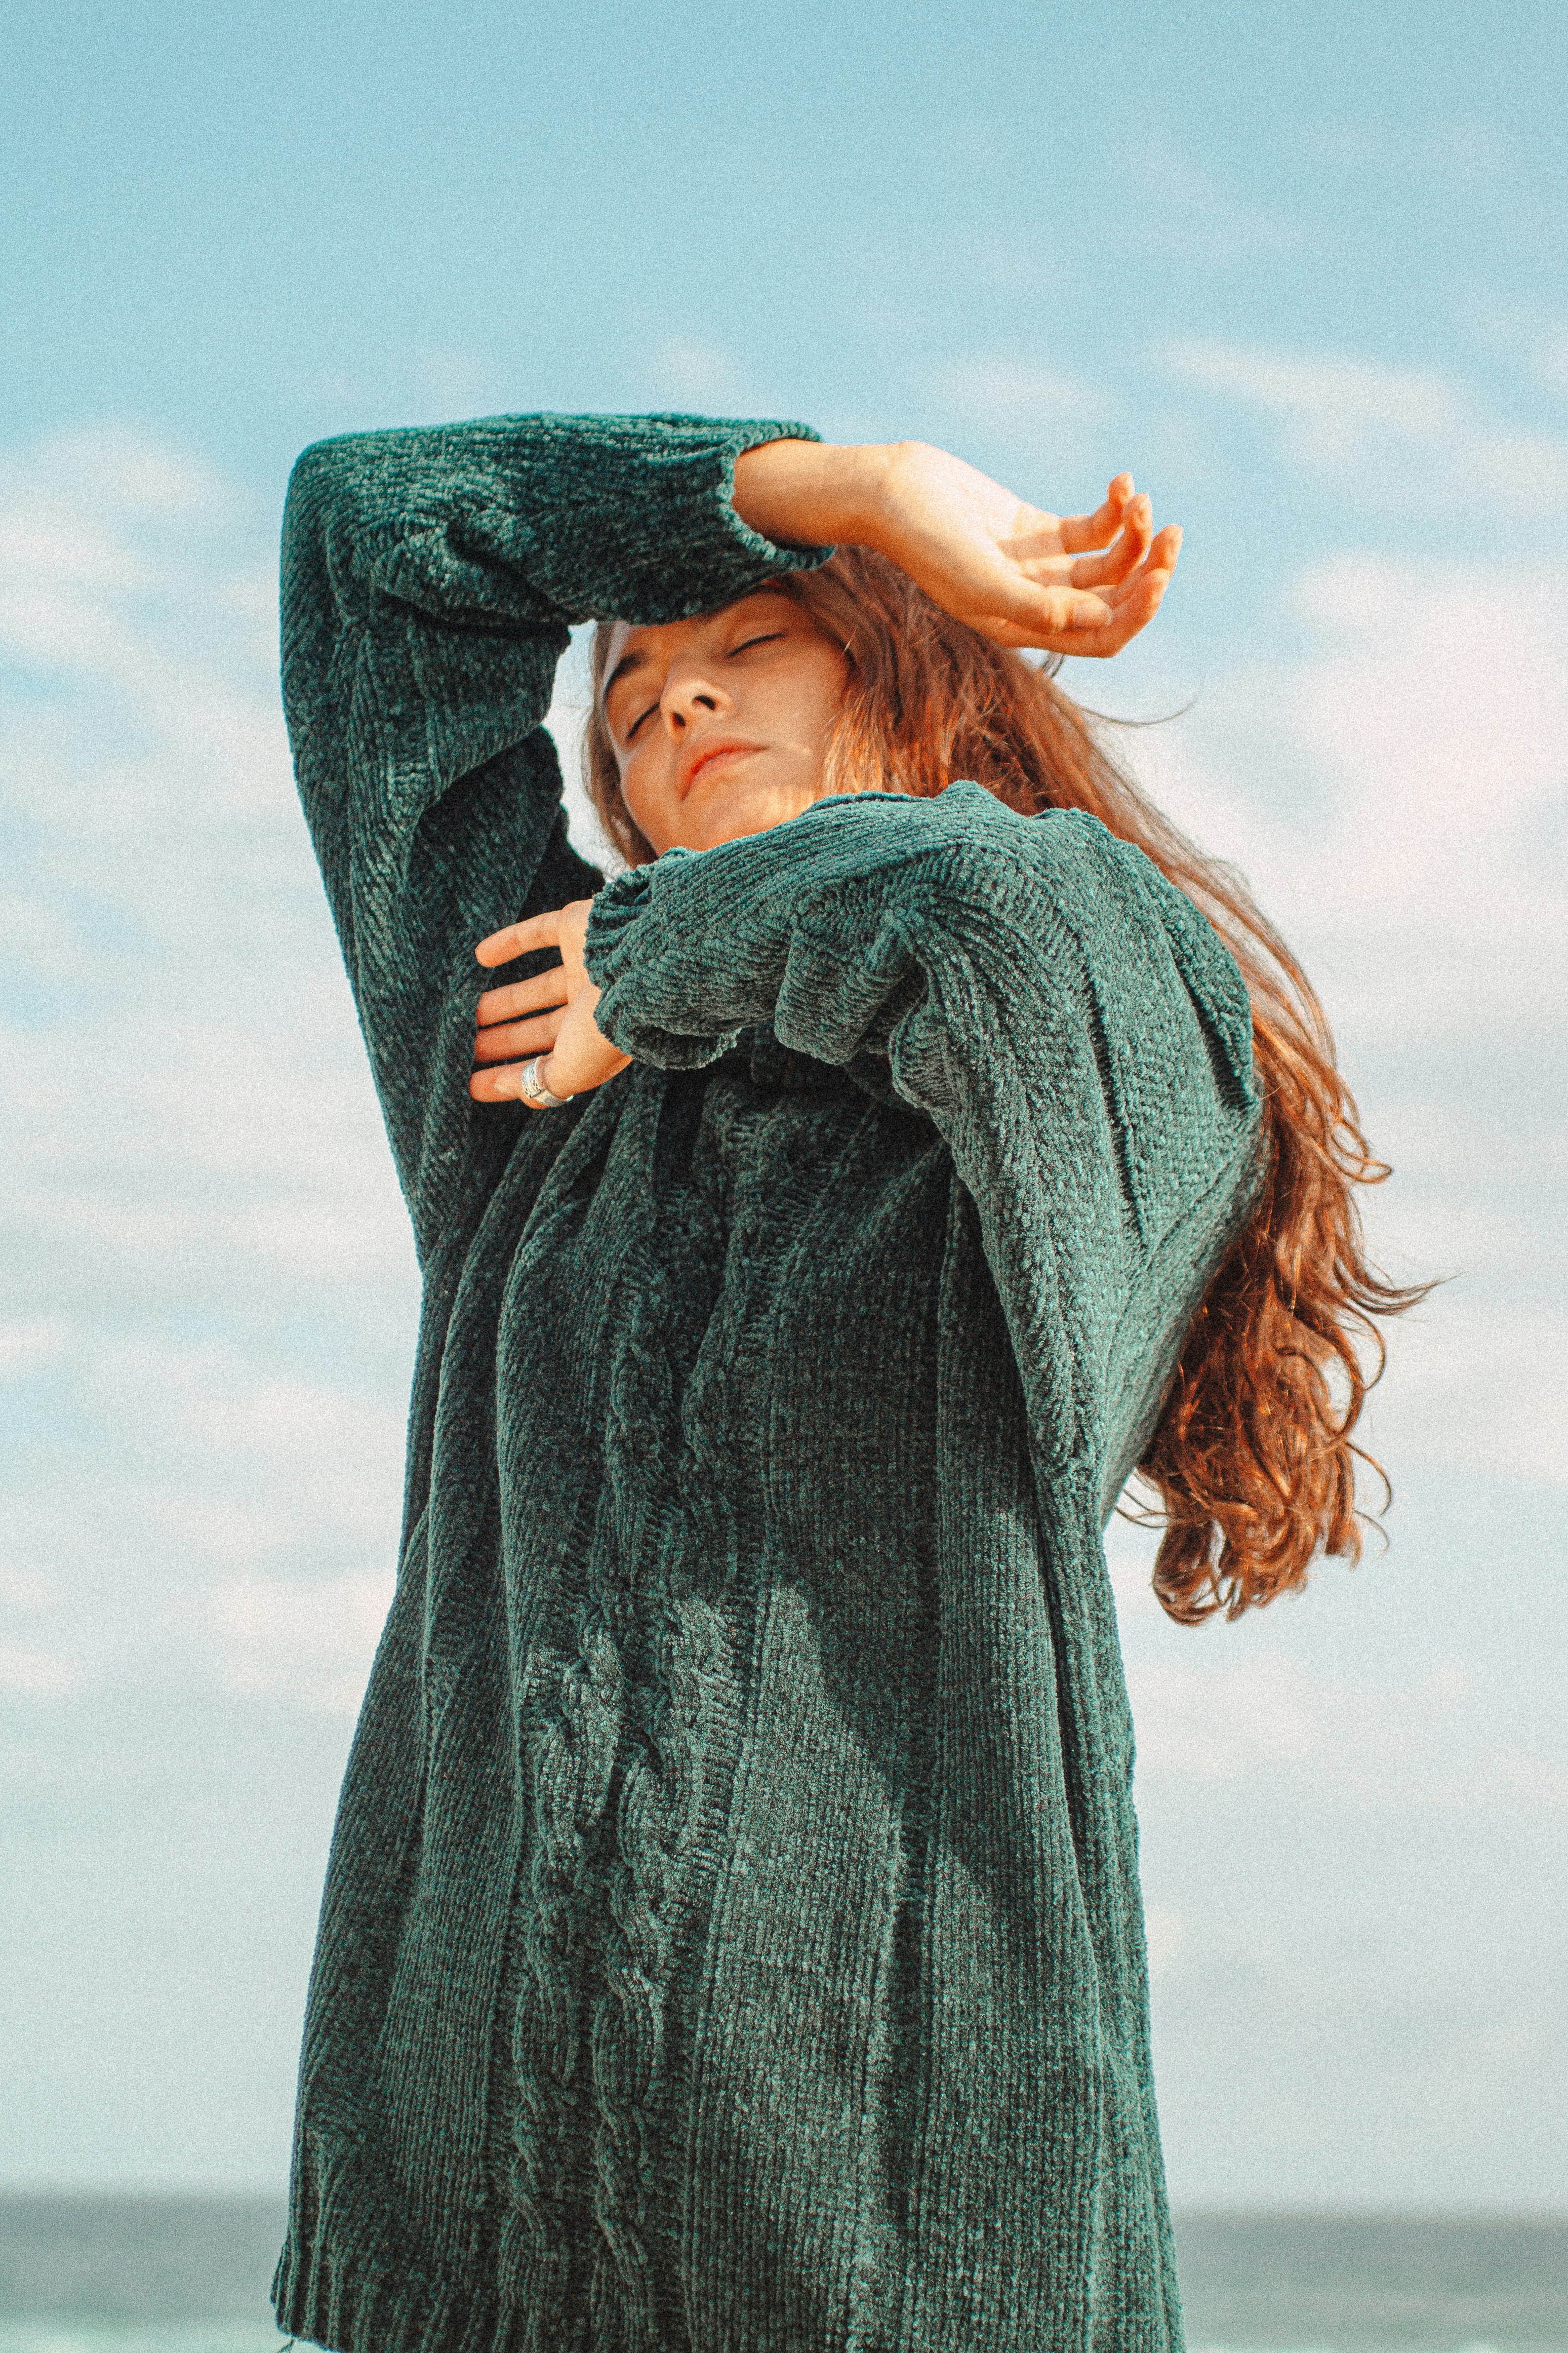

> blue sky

[{"left": 2, "top": 0, "right": 1565, "bottom": 2205}]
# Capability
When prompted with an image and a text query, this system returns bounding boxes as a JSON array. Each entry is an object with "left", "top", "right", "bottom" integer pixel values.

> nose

[{"left": 661, "top": 659, "right": 732, "bottom": 734}]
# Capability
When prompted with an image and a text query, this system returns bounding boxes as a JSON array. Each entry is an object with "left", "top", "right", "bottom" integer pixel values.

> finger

[
  {"left": 471, "top": 1042, "right": 632, "bottom": 1110},
  {"left": 984, "top": 528, "right": 1180, "bottom": 656},
  {"left": 469, "top": 1045, "right": 579, "bottom": 1106},
  {"left": 1081, "top": 523, "right": 1181, "bottom": 617},
  {"left": 1112, "top": 524, "right": 1182, "bottom": 617},
  {"left": 1068, "top": 493, "right": 1154, "bottom": 590},
  {"left": 474, "top": 908, "right": 566, "bottom": 967},
  {"left": 475, "top": 968, "right": 571, "bottom": 1025},
  {"left": 469, "top": 1061, "right": 533, "bottom": 1103},
  {"left": 1055, "top": 474, "right": 1136, "bottom": 556},
  {"left": 1005, "top": 582, "right": 1121, "bottom": 641},
  {"left": 953, "top": 561, "right": 1113, "bottom": 644},
  {"left": 1053, "top": 532, "right": 1181, "bottom": 656},
  {"left": 472, "top": 1009, "right": 565, "bottom": 1065}
]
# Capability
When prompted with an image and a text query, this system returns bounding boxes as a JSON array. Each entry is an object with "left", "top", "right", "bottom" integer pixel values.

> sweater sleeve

[
  {"left": 279, "top": 410, "right": 830, "bottom": 1262},
  {"left": 582, "top": 780, "right": 1265, "bottom": 1512}
]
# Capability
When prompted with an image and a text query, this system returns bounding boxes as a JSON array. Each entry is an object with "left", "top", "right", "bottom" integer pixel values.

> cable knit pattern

[{"left": 270, "top": 412, "right": 1264, "bottom": 2353}]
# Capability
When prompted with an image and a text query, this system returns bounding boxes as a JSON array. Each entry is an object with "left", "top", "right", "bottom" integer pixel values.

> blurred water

[
  {"left": 0, "top": 2195, "right": 1563, "bottom": 2351},
  {"left": 1173, "top": 2211, "right": 1568, "bottom": 2350},
  {"left": 0, "top": 2331, "right": 286, "bottom": 2353}
]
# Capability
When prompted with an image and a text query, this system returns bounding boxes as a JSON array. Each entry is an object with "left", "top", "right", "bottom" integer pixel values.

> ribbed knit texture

[{"left": 270, "top": 412, "right": 1264, "bottom": 2353}]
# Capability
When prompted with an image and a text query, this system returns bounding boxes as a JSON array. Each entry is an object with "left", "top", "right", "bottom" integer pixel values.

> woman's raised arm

[{"left": 279, "top": 411, "right": 831, "bottom": 1262}]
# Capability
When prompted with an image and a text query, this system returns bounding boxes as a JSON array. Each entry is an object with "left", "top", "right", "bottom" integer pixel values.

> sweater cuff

[
  {"left": 569, "top": 415, "right": 834, "bottom": 625},
  {"left": 584, "top": 854, "right": 746, "bottom": 1068},
  {"left": 582, "top": 858, "right": 662, "bottom": 985}
]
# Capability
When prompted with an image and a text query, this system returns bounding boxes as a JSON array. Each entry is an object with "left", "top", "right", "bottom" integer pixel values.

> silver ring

[{"left": 518, "top": 1054, "right": 570, "bottom": 1109}]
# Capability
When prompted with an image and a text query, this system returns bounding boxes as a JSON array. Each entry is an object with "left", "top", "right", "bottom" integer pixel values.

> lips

[{"left": 679, "top": 740, "right": 761, "bottom": 798}]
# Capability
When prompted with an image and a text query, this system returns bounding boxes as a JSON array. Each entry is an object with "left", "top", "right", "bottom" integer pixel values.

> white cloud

[
  {"left": 409, "top": 348, "right": 505, "bottom": 421},
  {"left": 0, "top": 1317, "right": 67, "bottom": 1370},
  {"left": 929, "top": 355, "right": 1106, "bottom": 432},
  {"left": 1164, "top": 339, "right": 1568, "bottom": 511},
  {"left": 0, "top": 1326, "right": 410, "bottom": 1711},
  {"left": 1143, "top": 1903, "right": 1186, "bottom": 1982},
  {"left": 1357, "top": 1291, "right": 1568, "bottom": 1494},
  {"left": 0, "top": 1545, "right": 87, "bottom": 1697},
  {"left": 94, "top": 1336, "right": 407, "bottom": 1490},
  {"left": 4, "top": 1014, "right": 416, "bottom": 1297},
  {"left": 1124, "top": 553, "right": 1568, "bottom": 1051},
  {"left": 1128, "top": 1649, "right": 1316, "bottom": 1780},
  {"left": 3, "top": 422, "right": 235, "bottom": 523},
  {"left": 0, "top": 421, "right": 569, "bottom": 1728},
  {"left": 0, "top": 1640, "right": 83, "bottom": 1697},
  {"left": 0, "top": 424, "right": 477, "bottom": 1363},
  {"left": 1127, "top": 1644, "right": 1566, "bottom": 1818},
  {"left": 653, "top": 339, "right": 753, "bottom": 409},
  {"left": 85, "top": 1335, "right": 405, "bottom": 1566},
  {"left": 213, "top": 1567, "right": 396, "bottom": 1715},
  {"left": 0, "top": 430, "right": 293, "bottom": 839},
  {"left": 1278, "top": 554, "right": 1565, "bottom": 1035}
]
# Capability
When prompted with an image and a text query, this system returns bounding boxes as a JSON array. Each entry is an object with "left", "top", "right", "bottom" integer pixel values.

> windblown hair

[{"left": 584, "top": 545, "right": 1428, "bottom": 1625}]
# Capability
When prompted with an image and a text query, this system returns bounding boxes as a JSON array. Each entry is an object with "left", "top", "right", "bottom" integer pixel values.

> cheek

[
  {"left": 778, "top": 646, "right": 852, "bottom": 749},
  {"left": 617, "top": 749, "right": 675, "bottom": 850}
]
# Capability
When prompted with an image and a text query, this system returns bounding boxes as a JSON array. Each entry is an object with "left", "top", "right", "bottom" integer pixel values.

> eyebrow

[{"left": 602, "top": 646, "right": 649, "bottom": 704}]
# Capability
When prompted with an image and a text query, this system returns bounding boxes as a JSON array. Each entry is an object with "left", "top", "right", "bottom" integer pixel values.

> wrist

[{"left": 732, "top": 438, "right": 901, "bottom": 553}]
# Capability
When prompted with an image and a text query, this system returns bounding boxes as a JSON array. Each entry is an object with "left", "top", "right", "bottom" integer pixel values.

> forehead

[{"left": 601, "top": 587, "right": 799, "bottom": 697}]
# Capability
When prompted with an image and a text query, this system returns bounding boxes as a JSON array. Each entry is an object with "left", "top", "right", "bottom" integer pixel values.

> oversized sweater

[{"left": 269, "top": 412, "right": 1264, "bottom": 2353}]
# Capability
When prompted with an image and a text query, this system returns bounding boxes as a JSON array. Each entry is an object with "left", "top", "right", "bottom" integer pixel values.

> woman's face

[{"left": 600, "top": 589, "right": 851, "bottom": 855}]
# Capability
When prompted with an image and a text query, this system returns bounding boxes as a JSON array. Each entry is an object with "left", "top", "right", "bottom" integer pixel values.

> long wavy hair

[{"left": 584, "top": 544, "right": 1428, "bottom": 1625}]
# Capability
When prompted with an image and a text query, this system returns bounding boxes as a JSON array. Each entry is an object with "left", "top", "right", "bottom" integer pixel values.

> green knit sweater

[{"left": 270, "top": 412, "right": 1263, "bottom": 2353}]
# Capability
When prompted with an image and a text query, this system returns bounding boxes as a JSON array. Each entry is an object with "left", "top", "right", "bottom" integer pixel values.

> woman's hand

[
  {"left": 470, "top": 901, "right": 632, "bottom": 1107},
  {"left": 732, "top": 437, "right": 1181, "bottom": 658}
]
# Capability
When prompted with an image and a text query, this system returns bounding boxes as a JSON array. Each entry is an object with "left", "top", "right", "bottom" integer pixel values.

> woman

[{"left": 270, "top": 413, "right": 1415, "bottom": 2353}]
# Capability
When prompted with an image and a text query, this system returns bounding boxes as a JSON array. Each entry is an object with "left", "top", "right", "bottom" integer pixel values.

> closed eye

[{"left": 620, "top": 632, "right": 784, "bottom": 744}]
